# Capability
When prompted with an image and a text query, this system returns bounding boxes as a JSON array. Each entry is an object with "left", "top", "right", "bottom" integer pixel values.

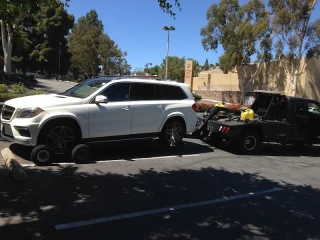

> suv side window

[
  {"left": 161, "top": 85, "right": 187, "bottom": 100},
  {"left": 295, "top": 100, "right": 308, "bottom": 117},
  {"left": 100, "top": 83, "right": 130, "bottom": 102},
  {"left": 130, "top": 83, "right": 155, "bottom": 101},
  {"left": 155, "top": 84, "right": 164, "bottom": 100}
]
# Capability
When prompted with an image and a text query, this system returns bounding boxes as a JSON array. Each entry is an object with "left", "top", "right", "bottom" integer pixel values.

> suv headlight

[{"left": 17, "top": 107, "right": 44, "bottom": 118}]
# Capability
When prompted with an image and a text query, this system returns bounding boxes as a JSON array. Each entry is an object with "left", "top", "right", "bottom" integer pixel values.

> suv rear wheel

[{"left": 159, "top": 118, "right": 185, "bottom": 146}]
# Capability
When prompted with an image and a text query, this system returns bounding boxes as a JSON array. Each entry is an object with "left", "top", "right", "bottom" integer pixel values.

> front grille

[{"left": 1, "top": 105, "right": 15, "bottom": 120}]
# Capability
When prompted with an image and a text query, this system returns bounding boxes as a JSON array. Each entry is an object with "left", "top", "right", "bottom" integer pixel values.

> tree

[
  {"left": 269, "top": 0, "right": 320, "bottom": 96},
  {"left": 69, "top": 10, "right": 129, "bottom": 79},
  {"left": 159, "top": 56, "right": 185, "bottom": 82},
  {"left": 28, "top": 0, "right": 74, "bottom": 77},
  {"left": 200, "top": 0, "right": 270, "bottom": 103},
  {"left": 158, "top": 0, "right": 181, "bottom": 18},
  {"left": 132, "top": 67, "right": 144, "bottom": 75},
  {"left": 0, "top": 0, "right": 70, "bottom": 73},
  {"left": 99, "top": 34, "right": 130, "bottom": 75},
  {"left": 144, "top": 62, "right": 152, "bottom": 74},
  {"left": 203, "top": 58, "right": 209, "bottom": 71},
  {"left": 148, "top": 65, "right": 160, "bottom": 76}
]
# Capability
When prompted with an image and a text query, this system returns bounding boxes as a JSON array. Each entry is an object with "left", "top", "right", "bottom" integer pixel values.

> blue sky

[{"left": 67, "top": 0, "right": 320, "bottom": 71}]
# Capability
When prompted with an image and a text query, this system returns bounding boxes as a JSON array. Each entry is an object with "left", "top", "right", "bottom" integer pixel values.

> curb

[{"left": 1, "top": 148, "right": 29, "bottom": 182}]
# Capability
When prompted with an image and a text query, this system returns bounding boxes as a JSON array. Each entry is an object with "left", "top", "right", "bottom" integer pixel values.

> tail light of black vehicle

[{"left": 219, "top": 125, "right": 231, "bottom": 134}]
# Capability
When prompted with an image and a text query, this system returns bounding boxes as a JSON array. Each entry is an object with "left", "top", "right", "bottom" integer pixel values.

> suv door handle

[
  {"left": 122, "top": 106, "right": 130, "bottom": 110},
  {"left": 157, "top": 105, "right": 163, "bottom": 108}
]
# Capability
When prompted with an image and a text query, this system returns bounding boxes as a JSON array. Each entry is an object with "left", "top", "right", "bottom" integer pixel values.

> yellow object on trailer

[
  {"left": 240, "top": 109, "right": 254, "bottom": 121},
  {"left": 215, "top": 103, "right": 226, "bottom": 108}
]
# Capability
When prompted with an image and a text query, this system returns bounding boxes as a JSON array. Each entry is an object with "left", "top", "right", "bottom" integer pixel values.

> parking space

[{"left": 1, "top": 138, "right": 320, "bottom": 239}]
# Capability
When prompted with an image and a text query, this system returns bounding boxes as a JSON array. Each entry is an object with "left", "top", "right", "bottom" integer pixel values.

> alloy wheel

[
  {"left": 165, "top": 121, "right": 183, "bottom": 143},
  {"left": 46, "top": 126, "right": 75, "bottom": 154}
]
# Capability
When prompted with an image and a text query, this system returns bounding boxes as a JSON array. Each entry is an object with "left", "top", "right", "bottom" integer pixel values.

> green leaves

[
  {"left": 158, "top": 0, "right": 182, "bottom": 18},
  {"left": 69, "top": 10, "right": 129, "bottom": 78},
  {"left": 201, "top": 0, "right": 270, "bottom": 73},
  {"left": 158, "top": 56, "right": 185, "bottom": 82}
]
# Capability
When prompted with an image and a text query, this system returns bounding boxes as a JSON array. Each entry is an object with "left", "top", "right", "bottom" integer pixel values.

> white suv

[{"left": 1, "top": 77, "right": 198, "bottom": 162}]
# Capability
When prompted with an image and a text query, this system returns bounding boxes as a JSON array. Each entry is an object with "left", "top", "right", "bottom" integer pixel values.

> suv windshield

[{"left": 60, "top": 79, "right": 112, "bottom": 98}]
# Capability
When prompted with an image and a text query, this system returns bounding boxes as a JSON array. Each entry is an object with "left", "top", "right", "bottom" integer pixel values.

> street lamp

[{"left": 163, "top": 26, "right": 175, "bottom": 80}]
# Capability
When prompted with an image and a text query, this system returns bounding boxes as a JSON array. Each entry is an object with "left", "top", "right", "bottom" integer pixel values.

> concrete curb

[{"left": 1, "top": 148, "right": 29, "bottom": 182}]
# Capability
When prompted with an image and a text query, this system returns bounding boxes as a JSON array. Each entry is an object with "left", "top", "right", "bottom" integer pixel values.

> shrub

[
  {"left": 196, "top": 102, "right": 215, "bottom": 112},
  {"left": 195, "top": 102, "right": 251, "bottom": 112},
  {"left": 0, "top": 92, "right": 23, "bottom": 101},
  {"left": 0, "top": 84, "right": 8, "bottom": 93},
  {"left": 193, "top": 93, "right": 202, "bottom": 102},
  {"left": 7, "top": 73, "right": 24, "bottom": 82},
  {"left": 28, "top": 90, "right": 45, "bottom": 95},
  {"left": 11, "top": 82, "right": 26, "bottom": 94}
]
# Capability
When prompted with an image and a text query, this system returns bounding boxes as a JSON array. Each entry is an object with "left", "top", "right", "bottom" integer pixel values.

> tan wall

[
  {"left": 303, "top": 57, "right": 320, "bottom": 101},
  {"left": 189, "top": 57, "right": 320, "bottom": 102}
]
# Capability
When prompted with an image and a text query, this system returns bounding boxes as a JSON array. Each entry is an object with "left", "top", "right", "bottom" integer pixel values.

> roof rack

[{"left": 91, "top": 75, "right": 181, "bottom": 83}]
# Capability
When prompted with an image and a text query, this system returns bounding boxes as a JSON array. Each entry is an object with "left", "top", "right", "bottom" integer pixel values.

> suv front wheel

[
  {"left": 159, "top": 118, "right": 185, "bottom": 146},
  {"left": 39, "top": 121, "right": 80, "bottom": 155}
]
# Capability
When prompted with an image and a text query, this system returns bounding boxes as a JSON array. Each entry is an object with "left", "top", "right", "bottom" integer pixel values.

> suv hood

[{"left": 4, "top": 94, "right": 83, "bottom": 109}]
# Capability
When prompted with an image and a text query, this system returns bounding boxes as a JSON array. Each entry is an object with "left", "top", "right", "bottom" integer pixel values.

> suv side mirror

[{"left": 95, "top": 95, "right": 108, "bottom": 104}]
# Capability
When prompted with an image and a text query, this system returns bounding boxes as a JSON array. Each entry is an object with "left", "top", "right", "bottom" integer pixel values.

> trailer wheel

[
  {"left": 237, "top": 130, "right": 261, "bottom": 154},
  {"left": 31, "top": 144, "right": 53, "bottom": 166},
  {"left": 72, "top": 144, "right": 92, "bottom": 163}
]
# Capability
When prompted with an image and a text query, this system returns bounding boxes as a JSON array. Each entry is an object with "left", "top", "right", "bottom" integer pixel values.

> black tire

[
  {"left": 236, "top": 130, "right": 261, "bottom": 154},
  {"left": 159, "top": 118, "right": 185, "bottom": 146},
  {"left": 38, "top": 120, "right": 80, "bottom": 156},
  {"left": 72, "top": 144, "right": 91, "bottom": 163},
  {"left": 31, "top": 144, "right": 53, "bottom": 166}
]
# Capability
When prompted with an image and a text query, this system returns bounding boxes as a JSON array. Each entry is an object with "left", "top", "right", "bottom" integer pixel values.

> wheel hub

[{"left": 244, "top": 136, "right": 256, "bottom": 151}]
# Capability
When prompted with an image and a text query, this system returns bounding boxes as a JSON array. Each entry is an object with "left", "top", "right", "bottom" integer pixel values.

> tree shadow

[
  {"left": 9, "top": 139, "right": 214, "bottom": 164},
  {"left": 0, "top": 165, "right": 319, "bottom": 240},
  {"left": 205, "top": 140, "right": 320, "bottom": 157}
]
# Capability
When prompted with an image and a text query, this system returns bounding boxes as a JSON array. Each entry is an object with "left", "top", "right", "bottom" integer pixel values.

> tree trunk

[
  {"left": 1, "top": 21, "right": 13, "bottom": 74},
  {"left": 292, "top": 54, "right": 302, "bottom": 97}
]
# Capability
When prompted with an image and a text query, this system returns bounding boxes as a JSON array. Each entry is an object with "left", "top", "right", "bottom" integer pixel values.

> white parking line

[
  {"left": 131, "top": 154, "right": 200, "bottom": 161},
  {"left": 54, "top": 188, "right": 282, "bottom": 230},
  {"left": 21, "top": 154, "right": 200, "bottom": 167}
]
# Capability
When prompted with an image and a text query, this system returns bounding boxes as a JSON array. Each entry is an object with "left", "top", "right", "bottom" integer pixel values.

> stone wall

[
  {"left": 195, "top": 90, "right": 223, "bottom": 101},
  {"left": 196, "top": 90, "right": 242, "bottom": 104},
  {"left": 222, "top": 91, "right": 242, "bottom": 104},
  {"left": 189, "top": 58, "right": 320, "bottom": 102}
]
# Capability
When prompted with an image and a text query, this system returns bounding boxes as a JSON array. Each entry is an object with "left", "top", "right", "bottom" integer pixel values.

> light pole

[{"left": 163, "top": 26, "right": 175, "bottom": 80}]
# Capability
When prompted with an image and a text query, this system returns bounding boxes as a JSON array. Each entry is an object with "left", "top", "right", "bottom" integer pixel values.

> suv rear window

[{"left": 161, "top": 85, "right": 187, "bottom": 100}]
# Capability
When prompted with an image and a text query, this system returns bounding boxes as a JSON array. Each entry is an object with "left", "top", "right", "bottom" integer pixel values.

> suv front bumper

[{"left": 0, "top": 120, "right": 40, "bottom": 146}]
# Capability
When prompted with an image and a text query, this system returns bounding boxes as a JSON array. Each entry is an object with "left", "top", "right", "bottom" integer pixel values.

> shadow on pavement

[
  {"left": 0, "top": 166, "right": 319, "bottom": 239},
  {"left": 206, "top": 139, "right": 320, "bottom": 157},
  {"left": 9, "top": 139, "right": 214, "bottom": 164}
]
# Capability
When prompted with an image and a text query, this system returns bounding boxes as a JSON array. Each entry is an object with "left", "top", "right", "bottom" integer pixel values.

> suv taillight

[{"left": 192, "top": 103, "right": 198, "bottom": 112}]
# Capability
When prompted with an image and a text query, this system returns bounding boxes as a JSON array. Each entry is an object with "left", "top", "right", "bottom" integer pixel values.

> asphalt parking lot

[{"left": 1, "top": 138, "right": 320, "bottom": 240}]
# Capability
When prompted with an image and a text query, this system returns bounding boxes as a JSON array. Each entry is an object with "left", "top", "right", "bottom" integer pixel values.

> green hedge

[{"left": 0, "top": 90, "right": 45, "bottom": 102}]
